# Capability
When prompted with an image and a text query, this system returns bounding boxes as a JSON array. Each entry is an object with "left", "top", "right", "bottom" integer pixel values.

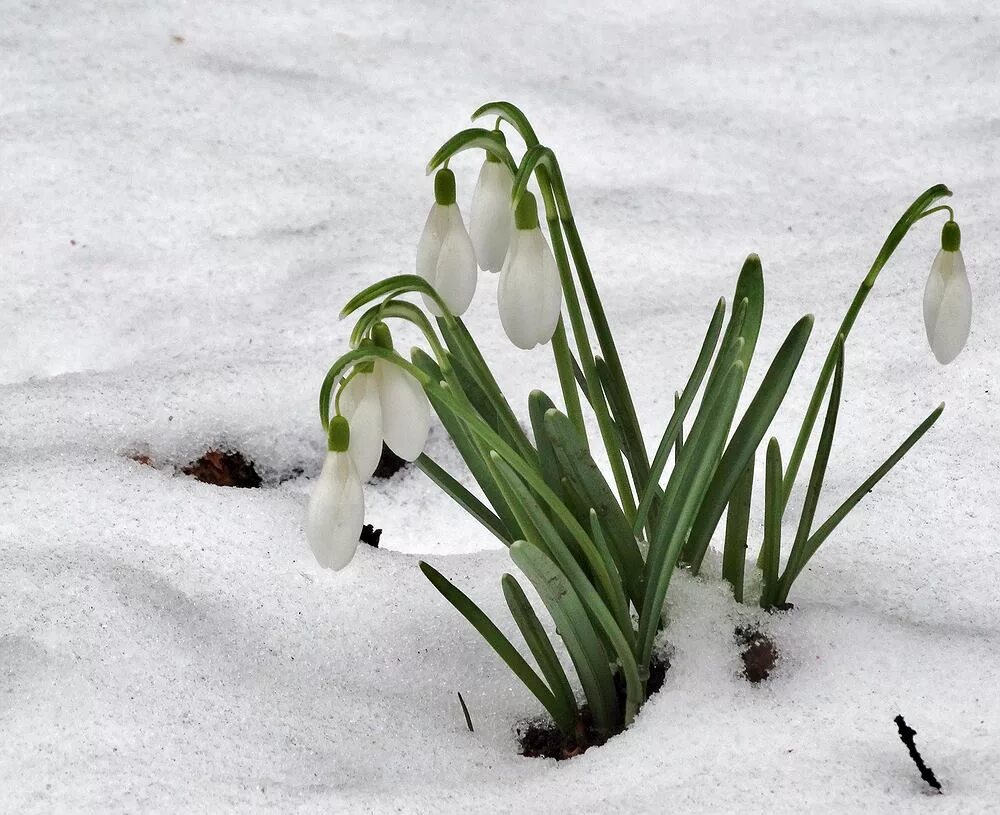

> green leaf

[
  {"left": 759, "top": 438, "right": 783, "bottom": 609},
  {"left": 684, "top": 314, "right": 814, "bottom": 571},
  {"left": 635, "top": 297, "right": 726, "bottom": 535},
  {"left": 501, "top": 574, "right": 579, "bottom": 729},
  {"left": 509, "top": 542, "right": 621, "bottom": 734},
  {"left": 487, "top": 453, "right": 633, "bottom": 644},
  {"left": 419, "top": 561, "right": 573, "bottom": 734},
  {"left": 789, "top": 403, "right": 945, "bottom": 588},
  {"left": 722, "top": 453, "right": 754, "bottom": 603},
  {"left": 732, "top": 254, "right": 764, "bottom": 374},
  {"left": 416, "top": 454, "right": 509, "bottom": 544},
  {"left": 528, "top": 390, "right": 566, "bottom": 502},
  {"left": 543, "top": 408, "right": 645, "bottom": 611},
  {"left": 637, "top": 361, "right": 746, "bottom": 670},
  {"left": 775, "top": 336, "right": 845, "bottom": 604}
]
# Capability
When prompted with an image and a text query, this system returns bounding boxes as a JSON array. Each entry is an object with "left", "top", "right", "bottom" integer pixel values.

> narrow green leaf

[
  {"left": 674, "top": 392, "right": 684, "bottom": 461},
  {"left": 732, "top": 253, "right": 765, "bottom": 374},
  {"left": 759, "top": 437, "right": 783, "bottom": 609},
  {"left": 685, "top": 314, "right": 814, "bottom": 571},
  {"left": 509, "top": 542, "right": 621, "bottom": 734},
  {"left": 501, "top": 574, "right": 579, "bottom": 728},
  {"left": 487, "top": 453, "right": 633, "bottom": 643},
  {"left": 416, "top": 453, "right": 509, "bottom": 544},
  {"left": 789, "top": 403, "right": 945, "bottom": 587},
  {"left": 419, "top": 561, "right": 573, "bottom": 734},
  {"left": 637, "top": 362, "right": 746, "bottom": 669},
  {"left": 543, "top": 408, "right": 645, "bottom": 611},
  {"left": 528, "top": 390, "right": 566, "bottom": 502},
  {"left": 635, "top": 297, "right": 726, "bottom": 535},
  {"left": 722, "top": 454, "right": 754, "bottom": 603},
  {"left": 776, "top": 337, "right": 845, "bottom": 604}
]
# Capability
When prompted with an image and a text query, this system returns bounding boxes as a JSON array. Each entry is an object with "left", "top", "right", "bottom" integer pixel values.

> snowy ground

[{"left": 3, "top": 0, "right": 999, "bottom": 811}]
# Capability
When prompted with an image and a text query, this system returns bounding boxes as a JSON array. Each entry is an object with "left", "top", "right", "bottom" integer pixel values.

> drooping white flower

[
  {"left": 338, "top": 324, "right": 431, "bottom": 477},
  {"left": 923, "top": 220, "right": 971, "bottom": 365},
  {"left": 497, "top": 192, "right": 562, "bottom": 350},
  {"left": 306, "top": 416, "right": 365, "bottom": 571},
  {"left": 470, "top": 155, "right": 514, "bottom": 273},
  {"left": 416, "top": 168, "right": 477, "bottom": 317}
]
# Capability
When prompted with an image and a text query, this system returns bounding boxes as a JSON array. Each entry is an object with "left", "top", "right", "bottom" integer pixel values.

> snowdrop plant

[{"left": 310, "top": 101, "right": 970, "bottom": 746}]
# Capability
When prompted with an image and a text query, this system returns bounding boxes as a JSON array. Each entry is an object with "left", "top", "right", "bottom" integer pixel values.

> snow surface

[{"left": 3, "top": 0, "right": 999, "bottom": 811}]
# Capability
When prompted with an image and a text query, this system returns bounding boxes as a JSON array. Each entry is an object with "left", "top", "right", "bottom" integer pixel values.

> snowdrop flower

[
  {"left": 306, "top": 416, "right": 364, "bottom": 571},
  {"left": 338, "top": 324, "right": 431, "bottom": 479},
  {"left": 416, "top": 168, "right": 477, "bottom": 317},
  {"left": 497, "top": 192, "right": 562, "bottom": 350},
  {"left": 923, "top": 220, "right": 972, "bottom": 364},
  {"left": 470, "top": 147, "right": 514, "bottom": 272}
]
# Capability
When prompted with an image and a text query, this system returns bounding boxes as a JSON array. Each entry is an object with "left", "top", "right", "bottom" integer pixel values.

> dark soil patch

[
  {"left": 735, "top": 625, "right": 778, "bottom": 683},
  {"left": 517, "top": 653, "right": 670, "bottom": 760},
  {"left": 181, "top": 449, "right": 262, "bottom": 488},
  {"left": 360, "top": 524, "right": 382, "bottom": 548},
  {"left": 372, "top": 443, "right": 408, "bottom": 479}
]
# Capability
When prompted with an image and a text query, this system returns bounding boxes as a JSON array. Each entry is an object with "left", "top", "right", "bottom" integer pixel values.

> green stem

[
  {"left": 549, "top": 317, "right": 586, "bottom": 440},
  {"left": 781, "top": 185, "right": 952, "bottom": 508}
]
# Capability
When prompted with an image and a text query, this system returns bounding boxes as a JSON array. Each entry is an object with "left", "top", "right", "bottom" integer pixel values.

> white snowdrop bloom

[
  {"left": 374, "top": 359, "right": 430, "bottom": 461},
  {"left": 497, "top": 192, "right": 562, "bottom": 350},
  {"left": 306, "top": 416, "right": 364, "bottom": 571},
  {"left": 337, "top": 370, "right": 383, "bottom": 481},
  {"left": 923, "top": 220, "right": 971, "bottom": 365},
  {"left": 416, "top": 168, "right": 477, "bottom": 317},
  {"left": 339, "top": 324, "right": 431, "bottom": 471},
  {"left": 470, "top": 155, "right": 514, "bottom": 273}
]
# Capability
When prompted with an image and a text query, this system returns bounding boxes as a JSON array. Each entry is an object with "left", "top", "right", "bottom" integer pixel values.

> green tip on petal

[
  {"left": 372, "top": 322, "right": 393, "bottom": 350},
  {"left": 434, "top": 168, "right": 457, "bottom": 205},
  {"left": 941, "top": 220, "right": 961, "bottom": 252},
  {"left": 514, "top": 191, "right": 539, "bottom": 230},
  {"left": 328, "top": 415, "right": 350, "bottom": 452}
]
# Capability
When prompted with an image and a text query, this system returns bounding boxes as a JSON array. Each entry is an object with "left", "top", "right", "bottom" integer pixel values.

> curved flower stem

[
  {"left": 780, "top": 184, "right": 952, "bottom": 507},
  {"left": 350, "top": 299, "right": 450, "bottom": 366},
  {"left": 549, "top": 317, "right": 586, "bottom": 441}
]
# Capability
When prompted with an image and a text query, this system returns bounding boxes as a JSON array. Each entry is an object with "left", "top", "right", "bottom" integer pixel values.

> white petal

[
  {"left": 923, "top": 249, "right": 972, "bottom": 365},
  {"left": 306, "top": 451, "right": 364, "bottom": 571},
  {"left": 416, "top": 203, "right": 450, "bottom": 310},
  {"left": 497, "top": 228, "right": 562, "bottom": 349},
  {"left": 533, "top": 230, "right": 563, "bottom": 345},
  {"left": 425, "top": 205, "right": 477, "bottom": 317},
  {"left": 338, "top": 373, "right": 383, "bottom": 481},
  {"left": 470, "top": 162, "right": 514, "bottom": 273},
  {"left": 375, "top": 360, "right": 430, "bottom": 460}
]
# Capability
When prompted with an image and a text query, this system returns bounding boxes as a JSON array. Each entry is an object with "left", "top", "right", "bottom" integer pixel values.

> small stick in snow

[
  {"left": 894, "top": 714, "right": 942, "bottom": 793},
  {"left": 457, "top": 692, "right": 474, "bottom": 732}
]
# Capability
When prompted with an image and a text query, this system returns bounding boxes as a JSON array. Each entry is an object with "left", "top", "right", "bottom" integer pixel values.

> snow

[{"left": 3, "top": 0, "right": 999, "bottom": 811}]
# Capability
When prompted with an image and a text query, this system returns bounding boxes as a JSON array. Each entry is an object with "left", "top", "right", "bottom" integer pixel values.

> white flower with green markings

[
  {"left": 497, "top": 192, "right": 562, "bottom": 350},
  {"left": 416, "top": 168, "right": 477, "bottom": 317},
  {"left": 923, "top": 220, "right": 972, "bottom": 365},
  {"left": 306, "top": 416, "right": 364, "bottom": 571}
]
